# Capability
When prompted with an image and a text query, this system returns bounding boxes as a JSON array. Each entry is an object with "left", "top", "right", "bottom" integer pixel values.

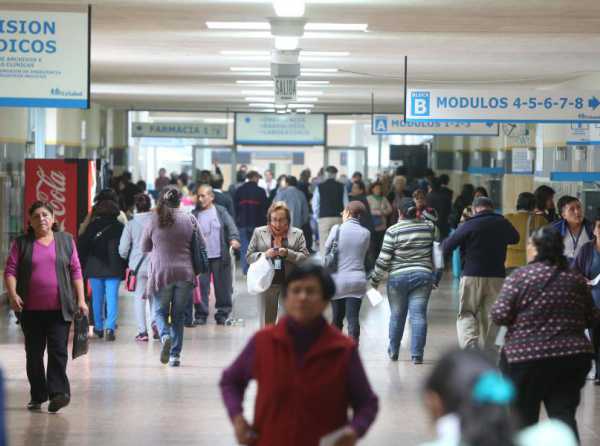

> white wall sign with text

[
  {"left": 511, "top": 147, "right": 533, "bottom": 173},
  {"left": 372, "top": 114, "right": 499, "bottom": 136},
  {"left": 0, "top": 8, "right": 90, "bottom": 108},
  {"left": 406, "top": 88, "right": 600, "bottom": 123},
  {"left": 132, "top": 122, "right": 228, "bottom": 139},
  {"left": 235, "top": 112, "right": 325, "bottom": 145},
  {"left": 567, "top": 123, "right": 600, "bottom": 145}
]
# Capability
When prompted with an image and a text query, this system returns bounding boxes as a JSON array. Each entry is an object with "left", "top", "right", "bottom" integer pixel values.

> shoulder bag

[
  {"left": 323, "top": 225, "right": 341, "bottom": 272},
  {"left": 125, "top": 255, "right": 146, "bottom": 292},
  {"left": 190, "top": 216, "right": 209, "bottom": 275}
]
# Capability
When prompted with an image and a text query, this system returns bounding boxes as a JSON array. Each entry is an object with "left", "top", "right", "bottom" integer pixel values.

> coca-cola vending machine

[{"left": 24, "top": 159, "right": 96, "bottom": 237}]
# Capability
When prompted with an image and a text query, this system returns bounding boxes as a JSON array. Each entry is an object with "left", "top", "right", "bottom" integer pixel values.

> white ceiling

[{"left": 7, "top": 0, "right": 600, "bottom": 112}]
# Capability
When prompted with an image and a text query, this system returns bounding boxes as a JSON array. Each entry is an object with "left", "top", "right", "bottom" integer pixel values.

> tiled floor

[{"left": 1, "top": 274, "right": 599, "bottom": 445}]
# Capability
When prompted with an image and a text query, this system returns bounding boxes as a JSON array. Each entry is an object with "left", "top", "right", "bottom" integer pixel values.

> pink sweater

[{"left": 4, "top": 239, "right": 82, "bottom": 311}]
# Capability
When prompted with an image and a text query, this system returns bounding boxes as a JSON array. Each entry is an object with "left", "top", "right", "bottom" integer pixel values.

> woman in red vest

[{"left": 220, "top": 262, "right": 378, "bottom": 446}]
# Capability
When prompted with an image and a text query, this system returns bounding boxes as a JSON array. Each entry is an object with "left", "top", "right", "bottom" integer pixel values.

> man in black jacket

[
  {"left": 442, "top": 197, "right": 519, "bottom": 351},
  {"left": 312, "top": 166, "right": 348, "bottom": 256},
  {"left": 210, "top": 173, "right": 235, "bottom": 218},
  {"left": 234, "top": 171, "right": 267, "bottom": 274}
]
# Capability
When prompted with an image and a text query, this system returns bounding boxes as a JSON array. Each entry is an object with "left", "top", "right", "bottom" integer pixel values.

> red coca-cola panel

[{"left": 25, "top": 159, "right": 95, "bottom": 237}]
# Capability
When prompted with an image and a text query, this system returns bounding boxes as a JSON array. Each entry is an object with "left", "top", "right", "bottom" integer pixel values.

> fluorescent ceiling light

[
  {"left": 301, "top": 68, "right": 338, "bottom": 73},
  {"left": 301, "top": 51, "right": 350, "bottom": 57},
  {"left": 273, "top": 0, "right": 305, "bottom": 17},
  {"left": 253, "top": 108, "right": 276, "bottom": 112},
  {"left": 230, "top": 67, "right": 270, "bottom": 72},
  {"left": 328, "top": 119, "right": 357, "bottom": 125},
  {"left": 249, "top": 103, "right": 276, "bottom": 108},
  {"left": 295, "top": 109, "right": 312, "bottom": 113},
  {"left": 236, "top": 80, "right": 274, "bottom": 85},
  {"left": 242, "top": 90, "right": 323, "bottom": 96},
  {"left": 297, "top": 80, "right": 331, "bottom": 85},
  {"left": 203, "top": 118, "right": 233, "bottom": 124},
  {"left": 275, "top": 36, "right": 299, "bottom": 50},
  {"left": 221, "top": 50, "right": 270, "bottom": 56},
  {"left": 287, "top": 103, "right": 315, "bottom": 108},
  {"left": 246, "top": 96, "right": 319, "bottom": 102},
  {"left": 274, "top": 104, "right": 287, "bottom": 109},
  {"left": 305, "top": 23, "right": 368, "bottom": 32},
  {"left": 206, "top": 22, "right": 269, "bottom": 30}
]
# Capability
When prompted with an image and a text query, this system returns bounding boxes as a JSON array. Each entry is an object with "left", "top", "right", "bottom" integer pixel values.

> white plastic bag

[
  {"left": 366, "top": 288, "right": 384, "bottom": 307},
  {"left": 433, "top": 241, "right": 444, "bottom": 270},
  {"left": 247, "top": 254, "right": 275, "bottom": 295}
]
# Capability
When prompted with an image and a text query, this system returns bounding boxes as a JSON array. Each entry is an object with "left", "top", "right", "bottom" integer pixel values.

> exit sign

[{"left": 275, "top": 77, "right": 297, "bottom": 102}]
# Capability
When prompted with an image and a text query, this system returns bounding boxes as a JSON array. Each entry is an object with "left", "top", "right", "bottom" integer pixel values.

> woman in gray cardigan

[
  {"left": 324, "top": 201, "right": 371, "bottom": 343},
  {"left": 246, "top": 201, "right": 309, "bottom": 327},
  {"left": 119, "top": 193, "right": 153, "bottom": 341}
]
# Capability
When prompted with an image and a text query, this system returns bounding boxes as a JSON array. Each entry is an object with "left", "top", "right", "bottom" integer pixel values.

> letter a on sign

[{"left": 374, "top": 117, "right": 388, "bottom": 133}]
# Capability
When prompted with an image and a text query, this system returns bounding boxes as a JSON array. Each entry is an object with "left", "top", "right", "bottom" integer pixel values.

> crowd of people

[{"left": 4, "top": 162, "right": 600, "bottom": 446}]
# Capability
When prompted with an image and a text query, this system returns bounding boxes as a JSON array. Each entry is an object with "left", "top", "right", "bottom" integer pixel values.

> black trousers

[
  {"left": 21, "top": 311, "right": 71, "bottom": 403},
  {"left": 331, "top": 298, "right": 362, "bottom": 342},
  {"left": 507, "top": 354, "right": 591, "bottom": 442},
  {"left": 590, "top": 321, "right": 600, "bottom": 379}
]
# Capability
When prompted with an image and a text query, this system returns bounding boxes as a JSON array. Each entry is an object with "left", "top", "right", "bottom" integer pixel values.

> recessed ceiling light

[
  {"left": 297, "top": 80, "right": 330, "bottom": 86},
  {"left": 275, "top": 36, "right": 299, "bottom": 50},
  {"left": 206, "top": 22, "right": 270, "bottom": 30},
  {"left": 301, "top": 51, "right": 350, "bottom": 57},
  {"left": 305, "top": 23, "right": 368, "bottom": 32},
  {"left": 273, "top": 0, "right": 305, "bottom": 18},
  {"left": 242, "top": 90, "right": 323, "bottom": 96},
  {"left": 249, "top": 103, "right": 276, "bottom": 108},
  {"left": 287, "top": 103, "right": 315, "bottom": 108},
  {"left": 236, "top": 80, "right": 274, "bottom": 85}
]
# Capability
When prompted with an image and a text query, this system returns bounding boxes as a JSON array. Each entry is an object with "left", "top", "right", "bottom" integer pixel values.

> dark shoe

[
  {"left": 595, "top": 377, "right": 600, "bottom": 386},
  {"left": 169, "top": 356, "right": 181, "bottom": 367},
  {"left": 135, "top": 332, "right": 149, "bottom": 342},
  {"left": 27, "top": 400, "right": 44, "bottom": 411},
  {"left": 93, "top": 329, "right": 104, "bottom": 339},
  {"left": 388, "top": 347, "right": 399, "bottom": 362},
  {"left": 412, "top": 356, "right": 424, "bottom": 365},
  {"left": 151, "top": 322, "right": 160, "bottom": 340},
  {"left": 193, "top": 318, "right": 207, "bottom": 326},
  {"left": 160, "top": 336, "right": 171, "bottom": 364},
  {"left": 48, "top": 394, "right": 70, "bottom": 413},
  {"left": 215, "top": 319, "right": 226, "bottom": 326},
  {"left": 184, "top": 322, "right": 195, "bottom": 328},
  {"left": 104, "top": 329, "right": 116, "bottom": 342}
]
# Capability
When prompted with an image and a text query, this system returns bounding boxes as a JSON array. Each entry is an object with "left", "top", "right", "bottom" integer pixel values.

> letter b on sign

[{"left": 411, "top": 91, "right": 430, "bottom": 117}]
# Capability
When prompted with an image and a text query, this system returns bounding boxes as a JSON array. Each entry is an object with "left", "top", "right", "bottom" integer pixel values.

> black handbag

[
  {"left": 72, "top": 313, "right": 89, "bottom": 359},
  {"left": 190, "top": 216, "right": 209, "bottom": 275},
  {"left": 323, "top": 225, "right": 341, "bottom": 272}
]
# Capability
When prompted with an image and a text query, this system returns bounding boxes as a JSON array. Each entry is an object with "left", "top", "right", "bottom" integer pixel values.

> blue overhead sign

[
  {"left": 0, "top": 8, "right": 90, "bottom": 108},
  {"left": 372, "top": 114, "right": 498, "bottom": 136},
  {"left": 235, "top": 112, "right": 325, "bottom": 146},
  {"left": 406, "top": 88, "right": 600, "bottom": 123}
]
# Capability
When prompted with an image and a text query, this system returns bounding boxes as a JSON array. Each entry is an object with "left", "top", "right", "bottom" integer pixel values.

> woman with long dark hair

[
  {"left": 492, "top": 226, "right": 600, "bottom": 441},
  {"left": 141, "top": 186, "right": 200, "bottom": 366},
  {"left": 4, "top": 202, "right": 88, "bottom": 412},
  {"left": 449, "top": 184, "right": 475, "bottom": 229}
]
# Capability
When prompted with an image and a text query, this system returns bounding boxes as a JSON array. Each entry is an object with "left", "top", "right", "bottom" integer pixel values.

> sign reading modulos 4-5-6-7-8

[
  {"left": 0, "top": 8, "right": 90, "bottom": 108},
  {"left": 371, "top": 114, "right": 499, "bottom": 136},
  {"left": 406, "top": 88, "right": 600, "bottom": 123}
]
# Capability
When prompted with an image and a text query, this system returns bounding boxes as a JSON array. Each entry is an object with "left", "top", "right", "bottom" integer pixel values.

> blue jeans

[
  {"left": 387, "top": 271, "right": 433, "bottom": 358},
  {"left": 90, "top": 277, "right": 121, "bottom": 331},
  {"left": 154, "top": 281, "right": 194, "bottom": 357},
  {"left": 239, "top": 227, "right": 255, "bottom": 274}
]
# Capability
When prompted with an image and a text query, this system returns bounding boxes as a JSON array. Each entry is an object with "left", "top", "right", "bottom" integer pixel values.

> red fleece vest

[{"left": 253, "top": 318, "right": 355, "bottom": 446}]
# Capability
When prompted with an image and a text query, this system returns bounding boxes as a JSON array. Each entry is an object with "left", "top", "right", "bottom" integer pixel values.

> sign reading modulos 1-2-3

[
  {"left": 406, "top": 88, "right": 600, "bottom": 123},
  {"left": 371, "top": 114, "right": 499, "bottom": 136}
]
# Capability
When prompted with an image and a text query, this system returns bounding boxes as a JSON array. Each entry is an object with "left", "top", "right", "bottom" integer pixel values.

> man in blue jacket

[
  {"left": 442, "top": 196, "right": 519, "bottom": 351},
  {"left": 234, "top": 171, "right": 267, "bottom": 274}
]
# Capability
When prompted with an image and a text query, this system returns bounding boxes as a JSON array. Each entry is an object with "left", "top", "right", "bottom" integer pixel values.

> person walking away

[
  {"left": 573, "top": 214, "right": 600, "bottom": 385},
  {"left": 211, "top": 173, "right": 235, "bottom": 218},
  {"left": 78, "top": 199, "right": 126, "bottom": 341},
  {"left": 370, "top": 198, "right": 436, "bottom": 364},
  {"left": 234, "top": 171, "right": 267, "bottom": 274},
  {"left": 426, "top": 178, "right": 452, "bottom": 241},
  {"left": 220, "top": 263, "right": 378, "bottom": 446},
  {"left": 141, "top": 186, "right": 201, "bottom": 366},
  {"left": 274, "top": 175, "right": 309, "bottom": 230},
  {"left": 4, "top": 201, "right": 88, "bottom": 413},
  {"left": 192, "top": 185, "right": 241, "bottom": 325},
  {"left": 119, "top": 193, "right": 153, "bottom": 341},
  {"left": 442, "top": 197, "right": 519, "bottom": 351},
  {"left": 420, "top": 348, "right": 578, "bottom": 446},
  {"left": 367, "top": 181, "right": 393, "bottom": 255},
  {"left": 504, "top": 192, "right": 547, "bottom": 272},
  {"left": 348, "top": 180, "right": 375, "bottom": 234},
  {"left": 326, "top": 202, "right": 370, "bottom": 343},
  {"left": 312, "top": 166, "right": 348, "bottom": 257},
  {"left": 247, "top": 202, "right": 309, "bottom": 327},
  {"left": 298, "top": 169, "right": 314, "bottom": 253},
  {"left": 449, "top": 184, "right": 475, "bottom": 229},
  {"left": 492, "top": 226, "right": 600, "bottom": 441},
  {"left": 258, "top": 169, "right": 276, "bottom": 197},
  {"left": 534, "top": 185, "right": 558, "bottom": 223},
  {"left": 388, "top": 175, "right": 410, "bottom": 226},
  {"left": 552, "top": 195, "right": 593, "bottom": 263}
]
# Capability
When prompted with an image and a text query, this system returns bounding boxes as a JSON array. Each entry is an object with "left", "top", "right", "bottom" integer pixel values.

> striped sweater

[{"left": 369, "top": 218, "right": 434, "bottom": 287}]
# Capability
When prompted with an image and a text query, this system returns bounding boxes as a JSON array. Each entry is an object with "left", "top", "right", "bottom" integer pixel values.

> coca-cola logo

[{"left": 35, "top": 165, "right": 67, "bottom": 218}]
